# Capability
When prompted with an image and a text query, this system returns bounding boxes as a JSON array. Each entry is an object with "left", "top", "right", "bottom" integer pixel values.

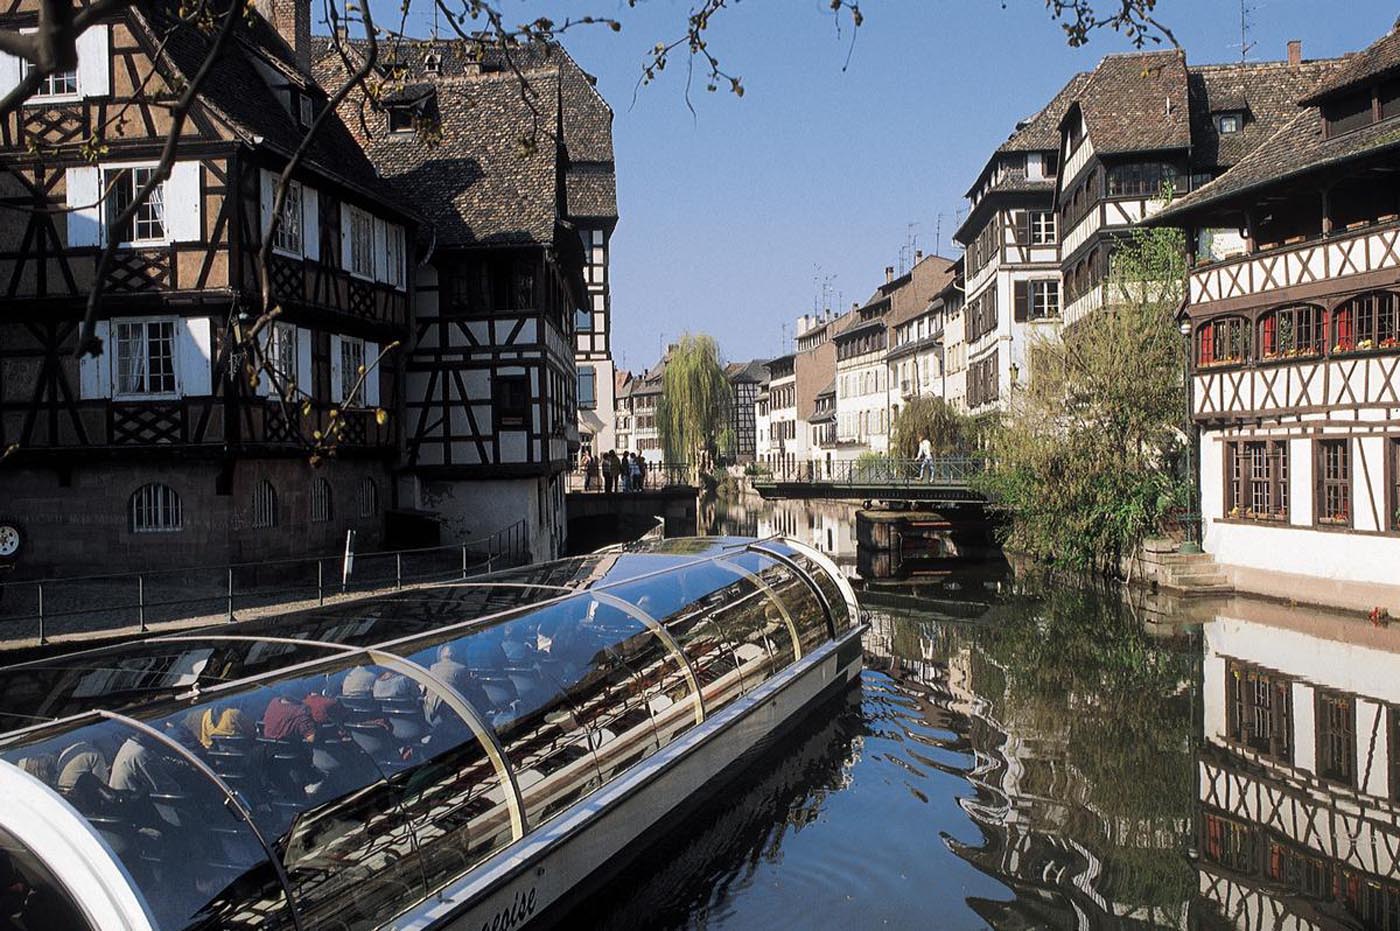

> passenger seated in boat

[
  {"left": 372, "top": 670, "right": 417, "bottom": 701},
  {"left": 110, "top": 737, "right": 176, "bottom": 795},
  {"left": 12, "top": 755, "right": 55, "bottom": 788},
  {"left": 262, "top": 689, "right": 316, "bottom": 743},
  {"left": 340, "top": 664, "right": 378, "bottom": 699},
  {"left": 302, "top": 687, "right": 343, "bottom": 725},
  {"left": 188, "top": 705, "right": 254, "bottom": 750},
  {"left": 55, "top": 741, "right": 108, "bottom": 793}
]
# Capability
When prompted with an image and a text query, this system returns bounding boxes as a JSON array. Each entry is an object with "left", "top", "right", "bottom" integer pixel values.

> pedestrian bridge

[{"left": 749, "top": 456, "right": 988, "bottom": 505}]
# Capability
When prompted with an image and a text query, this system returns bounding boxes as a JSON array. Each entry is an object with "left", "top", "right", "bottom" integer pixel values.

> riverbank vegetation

[{"left": 978, "top": 224, "right": 1189, "bottom": 574}]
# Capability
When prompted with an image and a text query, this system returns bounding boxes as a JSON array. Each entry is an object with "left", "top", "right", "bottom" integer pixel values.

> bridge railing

[
  {"left": 569, "top": 460, "right": 693, "bottom": 492},
  {"left": 754, "top": 456, "right": 987, "bottom": 486}
]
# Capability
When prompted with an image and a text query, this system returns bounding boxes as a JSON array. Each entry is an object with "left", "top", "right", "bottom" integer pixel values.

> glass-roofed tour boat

[{"left": 0, "top": 536, "right": 863, "bottom": 931}]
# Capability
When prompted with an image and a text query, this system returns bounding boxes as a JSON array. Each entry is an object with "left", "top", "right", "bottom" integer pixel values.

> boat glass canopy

[{"left": 0, "top": 537, "right": 859, "bottom": 931}]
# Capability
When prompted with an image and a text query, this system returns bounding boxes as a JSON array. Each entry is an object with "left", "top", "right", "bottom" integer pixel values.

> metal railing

[
  {"left": 753, "top": 456, "right": 987, "bottom": 486},
  {"left": 0, "top": 520, "right": 529, "bottom": 648},
  {"left": 568, "top": 461, "right": 694, "bottom": 492}
]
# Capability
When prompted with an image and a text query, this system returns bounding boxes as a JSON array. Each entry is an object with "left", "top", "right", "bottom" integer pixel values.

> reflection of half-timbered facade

[
  {"left": 1197, "top": 602, "right": 1400, "bottom": 928},
  {"left": 1153, "top": 26, "right": 1400, "bottom": 607},
  {"left": 0, "top": 0, "right": 414, "bottom": 573},
  {"left": 1055, "top": 45, "right": 1334, "bottom": 328},
  {"left": 953, "top": 75, "right": 1083, "bottom": 414},
  {"left": 317, "top": 40, "right": 614, "bottom": 561}
]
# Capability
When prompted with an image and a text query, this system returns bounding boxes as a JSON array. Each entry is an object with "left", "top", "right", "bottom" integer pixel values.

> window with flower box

[
  {"left": 1202, "top": 813, "right": 1254, "bottom": 873},
  {"left": 1226, "top": 440, "right": 1288, "bottom": 521},
  {"left": 1316, "top": 439, "right": 1351, "bottom": 526},
  {"left": 1333, "top": 291, "right": 1398, "bottom": 352},
  {"left": 1226, "top": 659, "right": 1293, "bottom": 762},
  {"left": 1258, "top": 304, "right": 1325, "bottom": 360},
  {"left": 1197, "top": 316, "right": 1251, "bottom": 366},
  {"left": 1315, "top": 688, "right": 1356, "bottom": 786}
]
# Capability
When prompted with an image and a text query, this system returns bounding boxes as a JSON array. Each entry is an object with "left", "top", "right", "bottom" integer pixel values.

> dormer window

[
  {"left": 386, "top": 105, "right": 414, "bottom": 133},
  {"left": 1214, "top": 111, "right": 1244, "bottom": 134},
  {"left": 424, "top": 52, "right": 441, "bottom": 74},
  {"left": 297, "top": 93, "right": 314, "bottom": 129}
]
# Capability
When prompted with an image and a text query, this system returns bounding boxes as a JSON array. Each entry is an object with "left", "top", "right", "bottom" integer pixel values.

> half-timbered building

[
  {"left": 1151, "top": 25, "right": 1400, "bottom": 609},
  {"left": 316, "top": 38, "right": 615, "bottom": 561},
  {"left": 954, "top": 75, "right": 1084, "bottom": 414},
  {"left": 1197, "top": 601, "right": 1400, "bottom": 927},
  {"left": 723, "top": 358, "right": 767, "bottom": 464},
  {"left": 1056, "top": 45, "right": 1335, "bottom": 328},
  {"left": 0, "top": 0, "right": 414, "bottom": 574}
]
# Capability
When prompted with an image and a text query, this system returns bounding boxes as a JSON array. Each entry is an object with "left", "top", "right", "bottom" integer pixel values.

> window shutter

[
  {"left": 166, "top": 162, "right": 201, "bottom": 242},
  {"left": 1014, "top": 211, "right": 1031, "bottom": 245},
  {"left": 373, "top": 217, "right": 387, "bottom": 282},
  {"left": 329, "top": 334, "right": 343, "bottom": 404},
  {"left": 76, "top": 24, "right": 109, "bottom": 97},
  {"left": 364, "top": 340, "right": 380, "bottom": 407},
  {"left": 66, "top": 166, "right": 101, "bottom": 247},
  {"left": 302, "top": 186, "right": 319, "bottom": 261},
  {"left": 0, "top": 50, "right": 20, "bottom": 99},
  {"left": 260, "top": 169, "right": 275, "bottom": 243},
  {"left": 1014, "top": 281, "right": 1029, "bottom": 322},
  {"left": 296, "top": 327, "right": 313, "bottom": 399},
  {"left": 177, "top": 317, "right": 214, "bottom": 396},
  {"left": 1199, "top": 324, "right": 1213, "bottom": 364},
  {"left": 79, "top": 320, "right": 112, "bottom": 399},
  {"left": 339, "top": 206, "right": 352, "bottom": 270}
]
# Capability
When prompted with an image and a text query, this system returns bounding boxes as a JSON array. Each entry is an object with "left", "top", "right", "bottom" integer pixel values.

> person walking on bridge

[
  {"left": 917, "top": 436, "right": 934, "bottom": 482},
  {"left": 602, "top": 450, "right": 617, "bottom": 494}
]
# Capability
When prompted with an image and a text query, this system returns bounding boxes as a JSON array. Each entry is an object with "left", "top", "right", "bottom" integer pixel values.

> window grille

[
  {"left": 340, "top": 337, "right": 366, "bottom": 407},
  {"left": 1259, "top": 304, "right": 1325, "bottom": 358},
  {"left": 311, "top": 478, "right": 332, "bottom": 523},
  {"left": 107, "top": 166, "right": 165, "bottom": 244},
  {"left": 130, "top": 483, "right": 183, "bottom": 533},
  {"left": 1333, "top": 291, "right": 1398, "bottom": 351},
  {"left": 252, "top": 480, "right": 278, "bottom": 528},
  {"left": 349, "top": 207, "right": 374, "bottom": 277},
  {"left": 359, "top": 477, "right": 379, "bottom": 518},
  {"left": 21, "top": 59, "right": 77, "bottom": 98},
  {"left": 1318, "top": 439, "right": 1351, "bottom": 525},
  {"left": 273, "top": 181, "right": 303, "bottom": 255}
]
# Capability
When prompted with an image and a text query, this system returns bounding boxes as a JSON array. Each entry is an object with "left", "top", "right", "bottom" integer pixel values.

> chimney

[
  {"left": 884, "top": 265, "right": 895, "bottom": 283},
  {"left": 1287, "top": 39, "right": 1302, "bottom": 67},
  {"left": 915, "top": 249, "right": 923, "bottom": 262},
  {"left": 256, "top": 0, "right": 313, "bottom": 72}
]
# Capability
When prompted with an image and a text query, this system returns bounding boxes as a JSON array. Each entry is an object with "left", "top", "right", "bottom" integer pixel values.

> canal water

[{"left": 564, "top": 496, "right": 1400, "bottom": 930}]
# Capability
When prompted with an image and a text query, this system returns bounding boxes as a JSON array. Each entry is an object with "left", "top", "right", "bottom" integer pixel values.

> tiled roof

[
  {"left": 138, "top": 3, "right": 386, "bottom": 197},
  {"left": 1154, "top": 105, "right": 1400, "bottom": 221},
  {"left": 1299, "top": 25, "right": 1400, "bottom": 104},
  {"left": 725, "top": 359, "right": 770, "bottom": 383},
  {"left": 312, "top": 36, "right": 617, "bottom": 223},
  {"left": 888, "top": 255, "right": 957, "bottom": 328},
  {"left": 1069, "top": 49, "right": 1191, "bottom": 155},
  {"left": 1001, "top": 72, "right": 1092, "bottom": 153},
  {"left": 315, "top": 47, "right": 563, "bottom": 245},
  {"left": 1187, "top": 59, "right": 1338, "bottom": 170}
]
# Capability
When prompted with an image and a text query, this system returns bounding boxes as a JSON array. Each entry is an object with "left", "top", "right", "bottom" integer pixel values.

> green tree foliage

[
  {"left": 657, "top": 333, "right": 730, "bottom": 473},
  {"left": 890, "top": 396, "right": 980, "bottom": 457},
  {"left": 978, "top": 223, "right": 1189, "bottom": 573}
]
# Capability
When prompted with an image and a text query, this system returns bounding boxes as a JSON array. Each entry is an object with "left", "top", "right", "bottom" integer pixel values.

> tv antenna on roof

[
  {"left": 897, "top": 223, "right": 920, "bottom": 275},
  {"left": 1233, "top": 0, "right": 1256, "bottom": 62}
]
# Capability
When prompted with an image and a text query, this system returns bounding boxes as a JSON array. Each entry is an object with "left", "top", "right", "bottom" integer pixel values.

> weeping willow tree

[{"left": 657, "top": 333, "right": 730, "bottom": 477}]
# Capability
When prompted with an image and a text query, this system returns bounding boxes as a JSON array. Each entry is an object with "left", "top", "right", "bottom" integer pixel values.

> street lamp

[{"left": 1179, "top": 319, "right": 1202, "bottom": 554}]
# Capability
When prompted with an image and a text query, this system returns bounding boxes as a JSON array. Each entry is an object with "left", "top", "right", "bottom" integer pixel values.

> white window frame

[
  {"left": 1216, "top": 112, "right": 1243, "bottom": 134},
  {"left": 1030, "top": 280, "right": 1060, "bottom": 319},
  {"left": 339, "top": 335, "right": 366, "bottom": 407},
  {"left": 103, "top": 162, "right": 166, "bottom": 247},
  {"left": 263, "top": 322, "right": 298, "bottom": 397},
  {"left": 348, "top": 206, "right": 374, "bottom": 279},
  {"left": 21, "top": 58, "right": 79, "bottom": 101},
  {"left": 1031, "top": 210, "right": 1057, "bottom": 245},
  {"left": 112, "top": 317, "right": 179, "bottom": 400},
  {"left": 272, "top": 179, "right": 304, "bottom": 257},
  {"left": 130, "top": 483, "right": 183, "bottom": 534}
]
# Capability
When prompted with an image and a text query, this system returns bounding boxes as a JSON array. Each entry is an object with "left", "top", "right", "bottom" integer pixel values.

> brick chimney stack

[
  {"left": 1287, "top": 39, "right": 1302, "bottom": 67},
  {"left": 885, "top": 266, "right": 895, "bottom": 283},
  {"left": 256, "top": 0, "right": 313, "bottom": 72}
]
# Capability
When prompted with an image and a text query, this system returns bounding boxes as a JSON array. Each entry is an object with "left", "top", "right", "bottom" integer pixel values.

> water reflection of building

[
  {"left": 862, "top": 597, "right": 1195, "bottom": 930},
  {"left": 1197, "top": 601, "right": 1400, "bottom": 930}
]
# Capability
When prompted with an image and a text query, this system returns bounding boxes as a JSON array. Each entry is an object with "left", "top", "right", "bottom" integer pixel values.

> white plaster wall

[
  {"left": 1291, "top": 681, "right": 1316, "bottom": 775},
  {"left": 419, "top": 476, "right": 558, "bottom": 562}
]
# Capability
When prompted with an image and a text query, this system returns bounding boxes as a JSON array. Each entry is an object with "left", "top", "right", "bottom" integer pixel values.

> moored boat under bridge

[{"left": 750, "top": 456, "right": 989, "bottom": 505}]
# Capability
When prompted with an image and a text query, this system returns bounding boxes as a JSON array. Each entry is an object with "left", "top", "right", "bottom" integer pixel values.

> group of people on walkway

[{"left": 579, "top": 449, "right": 649, "bottom": 493}]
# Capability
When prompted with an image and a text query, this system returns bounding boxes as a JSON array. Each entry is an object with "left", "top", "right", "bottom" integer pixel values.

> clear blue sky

[{"left": 387, "top": 1, "right": 1397, "bottom": 372}]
